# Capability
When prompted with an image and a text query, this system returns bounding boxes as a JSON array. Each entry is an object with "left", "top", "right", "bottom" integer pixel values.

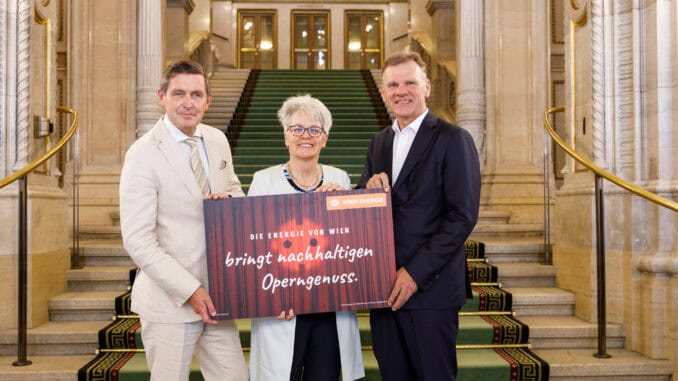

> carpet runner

[{"left": 78, "top": 241, "right": 549, "bottom": 381}]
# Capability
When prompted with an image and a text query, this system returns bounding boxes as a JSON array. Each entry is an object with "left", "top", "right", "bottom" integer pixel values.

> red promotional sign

[{"left": 203, "top": 188, "right": 396, "bottom": 319}]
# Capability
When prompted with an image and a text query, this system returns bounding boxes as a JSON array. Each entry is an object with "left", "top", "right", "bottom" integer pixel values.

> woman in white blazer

[{"left": 247, "top": 94, "right": 364, "bottom": 381}]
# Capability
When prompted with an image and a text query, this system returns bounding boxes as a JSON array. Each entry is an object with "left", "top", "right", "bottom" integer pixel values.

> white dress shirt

[{"left": 391, "top": 109, "right": 428, "bottom": 182}]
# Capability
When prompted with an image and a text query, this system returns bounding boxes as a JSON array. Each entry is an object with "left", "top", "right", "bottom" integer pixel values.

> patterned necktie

[{"left": 185, "top": 137, "right": 210, "bottom": 196}]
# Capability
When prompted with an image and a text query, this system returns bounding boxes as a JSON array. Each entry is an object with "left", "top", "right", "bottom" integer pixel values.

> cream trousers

[{"left": 140, "top": 317, "right": 248, "bottom": 381}]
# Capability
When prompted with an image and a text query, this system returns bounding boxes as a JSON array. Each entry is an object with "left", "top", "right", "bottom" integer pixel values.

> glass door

[
  {"left": 238, "top": 10, "right": 277, "bottom": 69},
  {"left": 292, "top": 11, "right": 330, "bottom": 69},
  {"left": 345, "top": 11, "right": 383, "bottom": 69}
]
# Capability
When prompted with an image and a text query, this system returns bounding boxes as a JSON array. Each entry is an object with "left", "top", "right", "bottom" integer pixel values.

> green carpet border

[
  {"left": 496, "top": 347, "right": 550, "bottom": 381},
  {"left": 78, "top": 351, "right": 136, "bottom": 381}
]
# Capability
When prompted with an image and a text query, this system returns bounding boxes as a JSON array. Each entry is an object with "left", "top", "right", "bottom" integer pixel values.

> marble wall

[
  {"left": 68, "top": 0, "right": 137, "bottom": 227},
  {"left": 482, "top": 0, "right": 550, "bottom": 224},
  {"left": 554, "top": 1, "right": 678, "bottom": 369},
  {"left": 0, "top": 0, "right": 71, "bottom": 329}
]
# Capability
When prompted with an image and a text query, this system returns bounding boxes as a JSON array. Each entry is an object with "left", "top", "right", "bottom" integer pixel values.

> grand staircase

[
  {"left": 202, "top": 68, "right": 251, "bottom": 133},
  {"left": 227, "top": 69, "right": 389, "bottom": 191},
  {"left": 75, "top": 239, "right": 549, "bottom": 380},
  {"left": 0, "top": 68, "right": 672, "bottom": 380}
]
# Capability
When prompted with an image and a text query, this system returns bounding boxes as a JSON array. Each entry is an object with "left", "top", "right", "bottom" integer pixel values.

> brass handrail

[
  {"left": 1, "top": 106, "right": 78, "bottom": 367},
  {"left": 543, "top": 106, "right": 678, "bottom": 212},
  {"left": 187, "top": 31, "right": 211, "bottom": 54},
  {"left": 544, "top": 105, "right": 676, "bottom": 360},
  {"left": 0, "top": 106, "right": 79, "bottom": 189}
]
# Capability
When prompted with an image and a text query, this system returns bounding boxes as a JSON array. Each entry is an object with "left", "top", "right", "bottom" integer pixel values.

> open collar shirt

[{"left": 391, "top": 109, "right": 428, "bottom": 183}]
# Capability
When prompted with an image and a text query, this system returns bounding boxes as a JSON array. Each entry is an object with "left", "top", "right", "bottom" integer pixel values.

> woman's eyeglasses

[{"left": 287, "top": 125, "right": 325, "bottom": 138}]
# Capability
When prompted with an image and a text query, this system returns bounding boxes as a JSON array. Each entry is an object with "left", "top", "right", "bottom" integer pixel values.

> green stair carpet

[{"left": 79, "top": 240, "right": 549, "bottom": 381}]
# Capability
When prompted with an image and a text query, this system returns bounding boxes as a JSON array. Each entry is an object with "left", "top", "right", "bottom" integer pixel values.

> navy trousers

[{"left": 370, "top": 307, "right": 461, "bottom": 381}]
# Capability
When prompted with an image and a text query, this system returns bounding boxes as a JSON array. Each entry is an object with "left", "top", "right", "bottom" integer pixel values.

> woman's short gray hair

[{"left": 277, "top": 94, "right": 333, "bottom": 134}]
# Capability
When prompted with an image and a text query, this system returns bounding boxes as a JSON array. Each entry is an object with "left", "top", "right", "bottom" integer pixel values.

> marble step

[
  {"left": 534, "top": 348, "right": 672, "bottom": 380},
  {"left": 505, "top": 287, "right": 575, "bottom": 316},
  {"left": 211, "top": 70, "right": 250, "bottom": 79},
  {"left": 0, "top": 355, "right": 94, "bottom": 381},
  {"left": 204, "top": 116, "right": 234, "bottom": 125},
  {"left": 0, "top": 321, "right": 108, "bottom": 356},
  {"left": 211, "top": 81, "right": 248, "bottom": 87},
  {"left": 204, "top": 105, "right": 237, "bottom": 113},
  {"left": 67, "top": 266, "right": 134, "bottom": 292},
  {"left": 206, "top": 98, "right": 238, "bottom": 106},
  {"left": 48, "top": 291, "right": 122, "bottom": 321},
  {"left": 208, "top": 89, "right": 244, "bottom": 96},
  {"left": 493, "top": 262, "right": 556, "bottom": 287},
  {"left": 204, "top": 114, "right": 235, "bottom": 122},
  {"left": 1, "top": 349, "right": 671, "bottom": 381},
  {"left": 78, "top": 240, "right": 130, "bottom": 267},
  {"left": 78, "top": 225, "right": 121, "bottom": 240},
  {"left": 470, "top": 223, "right": 544, "bottom": 238},
  {"left": 482, "top": 237, "right": 546, "bottom": 263},
  {"left": 522, "top": 315, "right": 626, "bottom": 349},
  {"left": 476, "top": 210, "right": 511, "bottom": 224}
]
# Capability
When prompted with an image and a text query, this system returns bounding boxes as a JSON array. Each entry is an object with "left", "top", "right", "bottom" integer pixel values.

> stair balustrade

[
  {"left": 543, "top": 106, "right": 678, "bottom": 359},
  {"left": 0, "top": 106, "right": 80, "bottom": 367}
]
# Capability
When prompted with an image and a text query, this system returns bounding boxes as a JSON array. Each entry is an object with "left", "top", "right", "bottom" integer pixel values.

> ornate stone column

[
  {"left": 136, "top": 0, "right": 164, "bottom": 137},
  {"left": 654, "top": 0, "right": 674, "bottom": 182},
  {"left": 0, "top": 0, "right": 32, "bottom": 331},
  {"left": 455, "top": 0, "right": 486, "bottom": 166},
  {"left": 12, "top": 0, "right": 32, "bottom": 171},
  {"left": 650, "top": 0, "right": 675, "bottom": 263},
  {"left": 1, "top": 0, "right": 14, "bottom": 176}
]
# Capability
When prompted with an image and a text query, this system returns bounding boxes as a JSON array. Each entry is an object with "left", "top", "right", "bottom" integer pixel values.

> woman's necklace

[{"left": 287, "top": 161, "right": 321, "bottom": 189}]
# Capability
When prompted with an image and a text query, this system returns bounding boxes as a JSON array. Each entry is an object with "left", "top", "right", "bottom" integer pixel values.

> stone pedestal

[
  {"left": 70, "top": 0, "right": 137, "bottom": 226},
  {"left": 0, "top": 177, "right": 70, "bottom": 329},
  {"left": 167, "top": 0, "right": 195, "bottom": 62}
]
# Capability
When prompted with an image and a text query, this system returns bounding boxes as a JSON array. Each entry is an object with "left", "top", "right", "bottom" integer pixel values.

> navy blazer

[{"left": 359, "top": 112, "right": 480, "bottom": 309}]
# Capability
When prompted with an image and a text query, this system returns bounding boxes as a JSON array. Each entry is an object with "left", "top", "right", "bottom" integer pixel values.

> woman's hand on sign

[{"left": 276, "top": 309, "right": 295, "bottom": 321}]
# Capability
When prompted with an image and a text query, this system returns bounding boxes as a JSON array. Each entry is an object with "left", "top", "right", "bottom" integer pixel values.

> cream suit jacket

[{"left": 119, "top": 118, "right": 244, "bottom": 323}]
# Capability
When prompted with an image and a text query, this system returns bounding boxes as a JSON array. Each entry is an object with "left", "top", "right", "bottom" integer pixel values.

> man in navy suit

[{"left": 359, "top": 51, "right": 481, "bottom": 380}]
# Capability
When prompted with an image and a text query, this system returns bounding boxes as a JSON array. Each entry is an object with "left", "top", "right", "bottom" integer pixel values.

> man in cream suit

[{"left": 119, "top": 60, "right": 247, "bottom": 381}]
